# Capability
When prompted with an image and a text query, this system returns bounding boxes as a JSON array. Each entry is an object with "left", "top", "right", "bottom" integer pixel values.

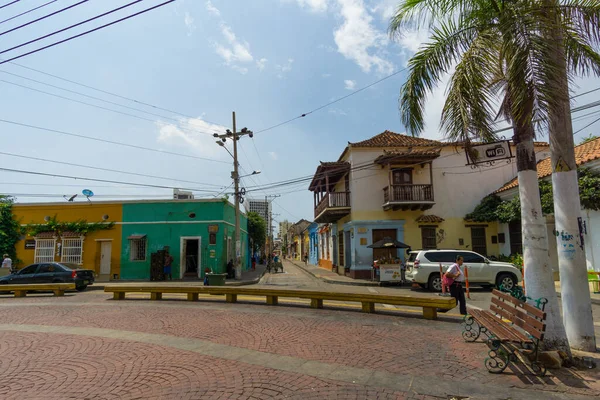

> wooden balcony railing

[
  {"left": 315, "top": 191, "right": 350, "bottom": 217},
  {"left": 383, "top": 184, "right": 434, "bottom": 203}
]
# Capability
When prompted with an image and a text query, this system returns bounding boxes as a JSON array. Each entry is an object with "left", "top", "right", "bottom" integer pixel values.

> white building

[{"left": 246, "top": 198, "right": 272, "bottom": 229}]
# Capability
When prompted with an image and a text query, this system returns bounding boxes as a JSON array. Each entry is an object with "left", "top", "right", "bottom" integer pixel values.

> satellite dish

[{"left": 82, "top": 189, "right": 94, "bottom": 197}]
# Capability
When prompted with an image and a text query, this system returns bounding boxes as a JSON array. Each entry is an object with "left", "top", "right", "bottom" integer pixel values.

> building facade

[
  {"left": 308, "top": 130, "right": 551, "bottom": 279},
  {"left": 493, "top": 136, "right": 600, "bottom": 274},
  {"left": 247, "top": 198, "right": 272, "bottom": 232},
  {"left": 308, "top": 223, "right": 319, "bottom": 265},
  {"left": 12, "top": 199, "right": 249, "bottom": 280}
]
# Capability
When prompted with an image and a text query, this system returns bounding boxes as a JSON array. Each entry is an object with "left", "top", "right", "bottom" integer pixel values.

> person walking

[
  {"left": 445, "top": 255, "right": 467, "bottom": 315},
  {"left": 2, "top": 254, "right": 12, "bottom": 272},
  {"left": 251, "top": 254, "right": 256, "bottom": 271},
  {"left": 164, "top": 251, "right": 173, "bottom": 281}
]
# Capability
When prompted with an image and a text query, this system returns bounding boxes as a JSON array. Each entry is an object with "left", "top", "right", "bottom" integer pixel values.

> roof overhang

[
  {"left": 308, "top": 162, "right": 350, "bottom": 192},
  {"left": 374, "top": 148, "right": 442, "bottom": 165}
]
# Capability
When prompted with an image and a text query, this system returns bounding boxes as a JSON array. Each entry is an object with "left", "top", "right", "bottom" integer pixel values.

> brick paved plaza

[{"left": 0, "top": 263, "right": 598, "bottom": 399}]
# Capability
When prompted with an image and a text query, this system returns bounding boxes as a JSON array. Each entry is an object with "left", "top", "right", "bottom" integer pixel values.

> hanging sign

[{"left": 465, "top": 140, "right": 514, "bottom": 167}]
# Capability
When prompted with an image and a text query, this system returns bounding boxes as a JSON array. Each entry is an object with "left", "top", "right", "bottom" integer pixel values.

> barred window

[
  {"left": 34, "top": 238, "right": 56, "bottom": 263},
  {"left": 61, "top": 237, "right": 84, "bottom": 264},
  {"left": 129, "top": 238, "right": 147, "bottom": 261}
]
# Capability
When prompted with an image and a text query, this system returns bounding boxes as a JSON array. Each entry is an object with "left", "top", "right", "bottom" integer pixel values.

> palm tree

[
  {"left": 540, "top": 0, "right": 600, "bottom": 352},
  {"left": 388, "top": 0, "right": 591, "bottom": 351}
]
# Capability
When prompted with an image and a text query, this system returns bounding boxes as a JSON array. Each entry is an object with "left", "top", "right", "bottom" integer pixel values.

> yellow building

[
  {"left": 309, "top": 130, "right": 551, "bottom": 279},
  {"left": 12, "top": 202, "right": 123, "bottom": 280}
]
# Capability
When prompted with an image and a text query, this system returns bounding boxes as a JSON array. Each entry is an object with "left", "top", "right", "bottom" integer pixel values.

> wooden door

[
  {"left": 471, "top": 227, "right": 487, "bottom": 256},
  {"left": 100, "top": 241, "right": 112, "bottom": 275}
]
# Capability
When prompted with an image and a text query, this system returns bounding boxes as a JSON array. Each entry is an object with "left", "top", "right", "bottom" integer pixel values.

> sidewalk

[
  {"left": 555, "top": 281, "right": 600, "bottom": 305},
  {"left": 288, "top": 259, "right": 380, "bottom": 287},
  {"left": 90, "top": 264, "right": 267, "bottom": 290}
]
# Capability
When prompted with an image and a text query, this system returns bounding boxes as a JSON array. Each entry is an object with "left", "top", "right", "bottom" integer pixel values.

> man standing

[
  {"left": 164, "top": 251, "right": 173, "bottom": 281},
  {"left": 2, "top": 254, "right": 12, "bottom": 272}
]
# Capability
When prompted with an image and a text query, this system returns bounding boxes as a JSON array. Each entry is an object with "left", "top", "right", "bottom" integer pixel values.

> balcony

[
  {"left": 383, "top": 184, "right": 435, "bottom": 211},
  {"left": 314, "top": 191, "right": 351, "bottom": 223}
]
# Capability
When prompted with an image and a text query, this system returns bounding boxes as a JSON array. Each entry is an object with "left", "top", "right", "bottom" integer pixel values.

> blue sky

[{"left": 1, "top": 0, "right": 599, "bottom": 234}]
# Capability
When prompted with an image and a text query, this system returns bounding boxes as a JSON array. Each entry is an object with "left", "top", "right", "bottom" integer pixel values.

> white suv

[{"left": 405, "top": 250, "right": 522, "bottom": 292}]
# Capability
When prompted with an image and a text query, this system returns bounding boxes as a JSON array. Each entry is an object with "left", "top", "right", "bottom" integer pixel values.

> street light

[{"left": 240, "top": 170, "right": 261, "bottom": 178}]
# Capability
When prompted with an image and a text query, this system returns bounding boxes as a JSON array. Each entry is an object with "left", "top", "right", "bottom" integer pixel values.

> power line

[
  {"left": 0, "top": 70, "right": 221, "bottom": 130},
  {"left": 0, "top": 151, "right": 225, "bottom": 188},
  {"left": 0, "top": 0, "right": 176, "bottom": 66},
  {"left": 0, "top": 0, "right": 57, "bottom": 25},
  {"left": 574, "top": 115, "right": 600, "bottom": 135},
  {"left": 572, "top": 86, "right": 600, "bottom": 99},
  {"left": 0, "top": 118, "right": 229, "bottom": 164},
  {"left": 9, "top": 61, "right": 225, "bottom": 126},
  {"left": 255, "top": 68, "right": 407, "bottom": 134},
  {"left": 0, "top": 166, "right": 219, "bottom": 192},
  {"left": 0, "top": 0, "right": 143, "bottom": 54},
  {"left": 0, "top": 0, "right": 88, "bottom": 37},
  {"left": 0, "top": 78, "right": 218, "bottom": 136},
  {"left": 0, "top": 1, "right": 20, "bottom": 11}
]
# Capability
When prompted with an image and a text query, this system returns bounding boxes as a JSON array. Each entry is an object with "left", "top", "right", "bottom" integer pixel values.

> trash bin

[{"left": 206, "top": 273, "right": 227, "bottom": 286}]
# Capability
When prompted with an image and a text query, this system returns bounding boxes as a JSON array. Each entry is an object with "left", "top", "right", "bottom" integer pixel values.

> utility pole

[
  {"left": 264, "top": 195, "right": 280, "bottom": 258},
  {"left": 213, "top": 112, "right": 254, "bottom": 280}
]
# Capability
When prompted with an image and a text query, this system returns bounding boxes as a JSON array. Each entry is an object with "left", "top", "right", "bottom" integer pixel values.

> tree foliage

[
  {"left": 468, "top": 169, "right": 600, "bottom": 221},
  {"left": 0, "top": 196, "right": 22, "bottom": 261},
  {"left": 25, "top": 215, "right": 114, "bottom": 237},
  {"left": 580, "top": 134, "right": 599, "bottom": 145},
  {"left": 247, "top": 212, "right": 266, "bottom": 253}
]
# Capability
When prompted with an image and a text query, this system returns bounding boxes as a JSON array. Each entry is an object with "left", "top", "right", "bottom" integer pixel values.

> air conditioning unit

[{"left": 173, "top": 189, "right": 194, "bottom": 200}]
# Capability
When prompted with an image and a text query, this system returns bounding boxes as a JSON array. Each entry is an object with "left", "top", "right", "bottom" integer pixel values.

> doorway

[
  {"left": 471, "top": 227, "right": 488, "bottom": 256},
  {"left": 372, "top": 229, "right": 397, "bottom": 261},
  {"left": 180, "top": 237, "right": 201, "bottom": 279},
  {"left": 100, "top": 241, "right": 112, "bottom": 275}
]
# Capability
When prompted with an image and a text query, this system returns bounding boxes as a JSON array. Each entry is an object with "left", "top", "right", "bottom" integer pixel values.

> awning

[
  {"left": 61, "top": 231, "right": 82, "bottom": 237},
  {"left": 416, "top": 215, "right": 445, "bottom": 223},
  {"left": 34, "top": 232, "right": 55, "bottom": 239},
  {"left": 127, "top": 234, "right": 147, "bottom": 240},
  {"left": 368, "top": 237, "right": 410, "bottom": 249}
]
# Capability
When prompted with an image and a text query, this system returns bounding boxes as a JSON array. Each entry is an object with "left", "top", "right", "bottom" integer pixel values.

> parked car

[
  {"left": 405, "top": 250, "right": 522, "bottom": 292},
  {"left": 0, "top": 262, "right": 95, "bottom": 291}
]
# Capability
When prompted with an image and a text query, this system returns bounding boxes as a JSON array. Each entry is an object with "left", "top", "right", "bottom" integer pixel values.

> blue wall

[
  {"left": 342, "top": 220, "right": 406, "bottom": 271},
  {"left": 308, "top": 223, "right": 319, "bottom": 265}
]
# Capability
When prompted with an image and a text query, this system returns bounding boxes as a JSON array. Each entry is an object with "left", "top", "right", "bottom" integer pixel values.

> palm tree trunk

[
  {"left": 513, "top": 125, "right": 570, "bottom": 353},
  {"left": 544, "top": 1, "right": 597, "bottom": 352}
]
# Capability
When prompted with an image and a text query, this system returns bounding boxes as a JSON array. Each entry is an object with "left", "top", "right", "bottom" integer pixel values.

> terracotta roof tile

[
  {"left": 34, "top": 232, "right": 55, "bottom": 238},
  {"left": 349, "top": 131, "right": 443, "bottom": 148},
  {"left": 494, "top": 136, "right": 600, "bottom": 193},
  {"left": 416, "top": 215, "right": 445, "bottom": 223}
]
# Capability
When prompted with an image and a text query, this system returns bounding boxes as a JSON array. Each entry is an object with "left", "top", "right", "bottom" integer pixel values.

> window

[
  {"left": 392, "top": 169, "right": 413, "bottom": 185},
  {"left": 61, "top": 237, "right": 83, "bottom": 264},
  {"left": 34, "top": 238, "right": 56, "bottom": 263},
  {"left": 462, "top": 252, "right": 485, "bottom": 263},
  {"left": 19, "top": 265, "right": 39, "bottom": 275},
  {"left": 38, "top": 264, "right": 59, "bottom": 273},
  {"left": 129, "top": 237, "right": 147, "bottom": 261},
  {"left": 470, "top": 227, "right": 488, "bottom": 256},
  {"left": 421, "top": 227, "right": 437, "bottom": 250},
  {"left": 424, "top": 251, "right": 456, "bottom": 263}
]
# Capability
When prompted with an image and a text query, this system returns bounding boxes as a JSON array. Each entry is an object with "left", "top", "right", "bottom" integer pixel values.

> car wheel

[
  {"left": 76, "top": 285, "right": 87, "bottom": 292},
  {"left": 496, "top": 273, "right": 516, "bottom": 291},
  {"left": 428, "top": 274, "right": 442, "bottom": 292}
]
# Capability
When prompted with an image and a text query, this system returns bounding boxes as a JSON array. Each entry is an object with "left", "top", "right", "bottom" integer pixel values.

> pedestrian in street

[
  {"left": 251, "top": 254, "right": 256, "bottom": 271},
  {"left": 400, "top": 260, "right": 406, "bottom": 284},
  {"left": 304, "top": 253, "right": 308, "bottom": 265},
  {"left": 164, "top": 251, "right": 173, "bottom": 281},
  {"left": 445, "top": 255, "right": 467, "bottom": 315},
  {"left": 2, "top": 254, "right": 12, "bottom": 272},
  {"left": 227, "top": 259, "right": 234, "bottom": 279}
]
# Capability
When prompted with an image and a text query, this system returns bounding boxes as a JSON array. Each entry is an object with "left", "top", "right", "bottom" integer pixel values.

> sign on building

[{"left": 465, "top": 140, "right": 514, "bottom": 167}]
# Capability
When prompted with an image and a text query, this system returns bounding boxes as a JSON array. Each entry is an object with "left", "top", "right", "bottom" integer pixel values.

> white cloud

[
  {"left": 333, "top": 0, "right": 394, "bottom": 75},
  {"left": 205, "top": 0, "right": 221, "bottom": 16},
  {"left": 293, "top": 0, "right": 328, "bottom": 12},
  {"left": 256, "top": 58, "right": 268, "bottom": 71},
  {"left": 322, "top": 73, "right": 331, "bottom": 78},
  {"left": 184, "top": 12, "right": 196, "bottom": 36},
  {"left": 318, "top": 44, "right": 336, "bottom": 52},
  {"left": 269, "top": 151, "right": 278, "bottom": 160},
  {"left": 370, "top": 0, "right": 398, "bottom": 22},
  {"left": 344, "top": 79, "right": 356, "bottom": 90},
  {"left": 156, "top": 117, "right": 229, "bottom": 159},
  {"left": 275, "top": 58, "right": 294, "bottom": 78},
  {"left": 328, "top": 108, "right": 348, "bottom": 116},
  {"left": 206, "top": 2, "right": 254, "bottom": 73}
]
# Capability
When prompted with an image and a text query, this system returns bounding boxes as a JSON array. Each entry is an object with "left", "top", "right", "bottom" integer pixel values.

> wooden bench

[
  {"left": 462, "top": 289, "right": 548, "bottom": 376},
  {"left": 104, "top": 285, "right": 456, "bottom": 320},
  {"left": 0, "top": 283, "right": 76, "bottom": 297}
]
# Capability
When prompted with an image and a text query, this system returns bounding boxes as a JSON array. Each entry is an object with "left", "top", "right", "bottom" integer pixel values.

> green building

[{"left": 120, "top": 199, "right": 249, "bottom": 280}]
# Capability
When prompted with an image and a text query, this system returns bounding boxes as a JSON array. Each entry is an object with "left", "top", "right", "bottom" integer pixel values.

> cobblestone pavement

[{"left": 0, "top": 263, "right": 598, "bottom": 399}]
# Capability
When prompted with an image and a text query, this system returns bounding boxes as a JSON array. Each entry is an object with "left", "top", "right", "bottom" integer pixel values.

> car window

[
  {"left": 39, "top": 264, "right": 60, "bottom": 273},
  {"left": 463, "top": 253, "right": 485, "bottom": 263},
  {"left": 407, "top": 253, "right": 418, "bottom": 263},
  {"left": 424, "top": 251, "right": 456, "bottom": 263},
  {"left": 19, "top": 265, "right": 39, "bottom": 275}
]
